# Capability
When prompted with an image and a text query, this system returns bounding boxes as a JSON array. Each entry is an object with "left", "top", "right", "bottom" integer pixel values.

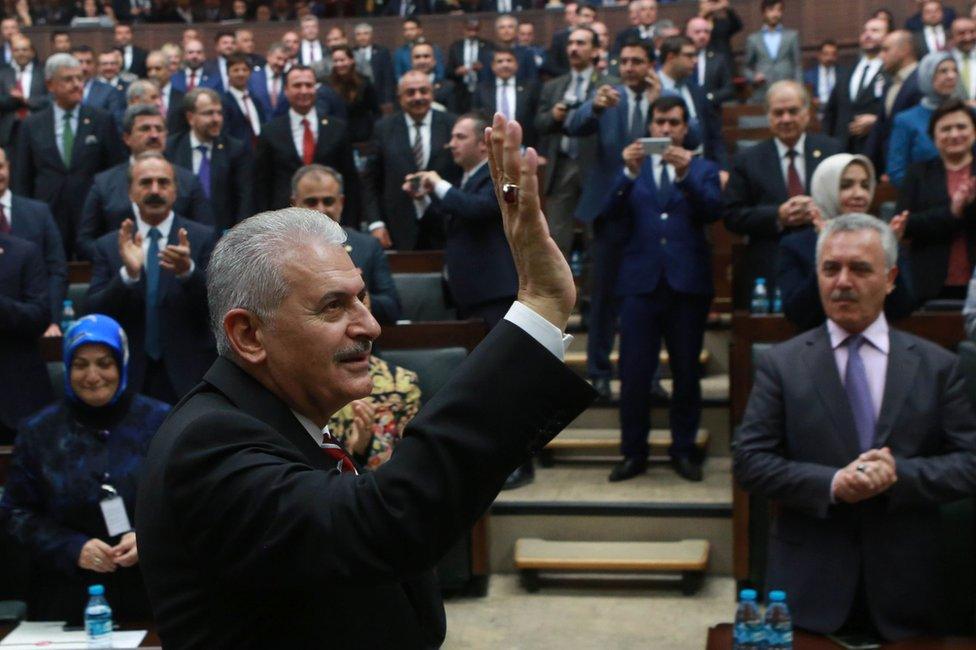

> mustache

[
  {"left": 143, "top": 194, "right": 166, "bottom": 206},
  {"left": 830, "top": 289, "right": 859, "bottom": 302},
  {"left": 334, "top": 339, "right": 372, "bottom": 362}
]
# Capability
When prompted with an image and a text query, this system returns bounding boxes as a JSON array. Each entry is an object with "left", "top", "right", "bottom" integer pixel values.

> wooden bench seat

[
  {"left": 513, "top": 538, "right": 709, "bottom": 594},
  {"left": 539, "top": 428, "right": 709, "bottom": 466}
]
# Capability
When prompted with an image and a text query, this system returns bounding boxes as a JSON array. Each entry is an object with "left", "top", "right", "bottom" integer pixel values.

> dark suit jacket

[
  {"left": 698, "top": 48, "right": 735, "bottom": 107},
  {"left": 165, "top": 132, "right": 254, "bottom": 233},
  {"left": 76, "top": 161, "right": 214, "bottom": 261},
  {"left": 254, "top": 110, "right": 362, "bottom": 226},
  {"left": 612, "top": 25, "right": 654, "bottom": 57},
  {"left": 600, "top": 157, "right": 722, "bottom": 297},
  {"left": 777, "top": 226, "right": 916, "bottom": 330},
  {"left": 866, "top": 69, "right": 922, "bottom": 171},
  {"left": 201, "top": 59, "right": 226, "bottom": 93},
  {"left": 0, "top": 233, "right": 52, "bottom": 432},
  {"left": 358, "top": 45, "right": 396, "bottom": 104},
  {"left": 220, "top": 91, "right": 266, "bottom": 148},
  {"left": 446, "top": 38, "right": 494, "bottom": 89},
  {"left": 912, "top": 26, "right": 951, "bottom": 59},
  {"left": 9, "top": 195, "right": 67, "bottom": 321},
  {"left": 476, "top": 0, "right": 528, "bottom": 10},
  {"left": 432, "top": 163, "right": 517, "bottom": 309},
  {"left": 163, "top": 86, "right": 187, "bottom": 136},
  {"left": 0, "top": 65, "right": 49, "bottom": 148},
  {"left": 542, "top": 29, "right": 570, "bottom": 78},
  {"left": 906, "top": 7, "right": 956, "bottom": 31},
  {"left": 733, "top": 325, "right": 976, "bottom": 640},
  {"left": 675, "top": 78, "right": 728, "bottom": 170},
  {"left": 82, "top": 79, "right": 125, "bottom": 129},
  {"left": 366, "top": 110, "right": 460, "bottom": 250},
  {"left": 136, "top": 322, "right": 594, "bottom": 649},
  {"left": 246, "top": 67, "right": 287, "bottom": 119},
  {"left": 474, "top": 79, "right": 540, "bottom": 148},
  {"left": 723, "top": 133, "right": 843, "bottom": 308},
  {"left": 534, "top": 71, "right": 604, "bottom": 195},
  {"left": 382, "top": 0, "right": 431, "bottom": 16},
  {"left": 897, "top": 156, "right": 976, "bottom": 304},
  {"left": 122, "top": 45, "right": 148, "bottom": 78},
  {"left": 86, "top": 215, "right": 217, "bottom": 396},
  {"left": 344, "top": 226, "right": 400, "bottom": 324},
  {"left": 13, "top": 105, "right": 125, "bottom": 258},
  {"left": 823, "top": 61, "right": 885, "bottom": 154}
]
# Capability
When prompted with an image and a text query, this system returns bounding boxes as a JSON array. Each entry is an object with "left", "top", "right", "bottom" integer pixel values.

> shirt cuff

[
  {"left": 623, "top": 167, "right": 639, "bottom": 181},
  {"left": 368, "top": 221, "right": 386, "bottom": 232},
  {"left": 433, "top": 179, "right": 453, "bottom": 199},
  {"left": 120, "top": 265, "right": 140, "bottom": 285},
  {"left": 829, "top": 469, "right": 841, "bottom": 504},
  {"left": 503, "top": 301, "right": 573, "bottom": 362}
]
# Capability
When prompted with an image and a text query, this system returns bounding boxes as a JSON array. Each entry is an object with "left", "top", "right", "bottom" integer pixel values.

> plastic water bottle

[
  {"left": 750, "top": 278, "right": 770, "bottom": 314},
  {"left": 60, "top": 300, "right": 76, "bottom": 334},
  {"left": 733, "top": 588, "right": 764, "bottom": 649},
  {"left": 84, "top": 584, "right": 112, "bottom": 648},
  {"left": 764, "top": 590, "right": 793, "bottom": 649},
  {"left": 772, "top": 287, "right": 783, "bottom": 314}
]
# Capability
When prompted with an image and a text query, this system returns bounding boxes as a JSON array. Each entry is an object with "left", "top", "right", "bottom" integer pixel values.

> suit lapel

[
  {"left": 874, "top": 330, "right": 918, "bottom": 448},
  {"left": 156, "top": 217, "right": 181, "bottom": 302},
  {"left": 803, "top": 327, "right": 863, "bottom": 460},
  {"left": 428, "top": 113, "right": 447, "bottom": 170},
  {"left": 70, "top": 108, "right": 94, "bottom": 171},
  {"left": 314, "top": 112, "right": 333, "bottom": 160},
  {"left": 803, "top": 139, "right": 824, "bottom": 189},
  {"left": 763, "top": 140, "right": 789, "bottom": 201}
]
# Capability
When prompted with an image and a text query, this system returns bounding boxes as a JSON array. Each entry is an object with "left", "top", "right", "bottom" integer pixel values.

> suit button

[
  {"left": 617, "top": 190, "right": 624, "bottom": 196},
  {"left": 661, "top": 212, "right": 668, "bottom": 220},
  {"left": 660, "top": 237, "right": 667, "bottom": 245}
]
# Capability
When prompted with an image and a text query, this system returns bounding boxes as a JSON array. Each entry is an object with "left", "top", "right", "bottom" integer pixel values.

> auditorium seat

[{"left": 392, "top": 273, "right": 455, "bottom": 322}]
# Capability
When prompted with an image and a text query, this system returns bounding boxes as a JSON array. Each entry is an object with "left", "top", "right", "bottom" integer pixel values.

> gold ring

[{"left": 502, "top": 183, "right": 519, "bottom": 204}]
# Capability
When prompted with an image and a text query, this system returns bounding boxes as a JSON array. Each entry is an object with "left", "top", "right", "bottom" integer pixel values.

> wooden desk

[
  {"left": 706, "top": 623, "right": 976, "bottom": 649},
  {"left": 0, "top": 623, "right": 161, "bottom": 647}
]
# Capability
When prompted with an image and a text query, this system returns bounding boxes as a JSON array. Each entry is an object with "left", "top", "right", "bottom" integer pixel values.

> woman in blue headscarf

[{"left": 0, "top": 315, "right": 169, "bottom": 622}]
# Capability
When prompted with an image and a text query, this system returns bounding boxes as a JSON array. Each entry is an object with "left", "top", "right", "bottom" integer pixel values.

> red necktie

[
  {"left": 0, "top": 203, "right": 9, "bottom": 234},
  {"left": 270, "top": 74, "right": 279, "bottom": 108},
  {"left": 15, "top": 73, "right": 27, "bottom": 119},
  {"left": 321, "top": 430, "right": 358, "bottom": 475},
  {"left": 187, "top": 70, "right": 197, "bottom": 90},
  {"left": 786, "top": 150, "right": 804, "bottom": 197},
  {"left": 302, "top": 118, "right": 315, "bottom": 165}
]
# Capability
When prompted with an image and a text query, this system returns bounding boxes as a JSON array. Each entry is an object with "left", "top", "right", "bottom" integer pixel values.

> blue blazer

[
  {"left": 669, "top": 78, "right": 728, "bottom": 170},
  {"left": 75, "top": 161, "right": 214, "bottom": 261},
  {"left": 82, "top": 80, "right": 125, "bottom": 130},
  {"left": 393, "top": 43, "right": 445, "bottom": 80},
  {"left": 867, "top": 70, "right": 922, "bottom": 172},
  {"left": 601, "top": 157, "right": 722, "bottom": 297},
  {"left": 364, "top": 45, "right": 396, "bottom": 105},
  {"left": 201, "top": 60, "right": 226, "bottom": 93},
  {"left": 344, "top": 227, "right": 401, "bottom": 324},
  {"left": 220, "top": 91, "right": 267, "bottom": 148},
  {"left": 432, "top": 163, "right": 517, "bottom": 309},
  {"left": 886, "top": 104, "right": 939, "bottom": 189},
  {"left": 86, "top": 216, "right": 217, "bottom": 397},
  {"left": 170, "top": 68, "right": 222, "bottom": 94},
  {"left": 0, "top": 233, "right": 51, "bottom": 432},
  {"left": 9, "top": 195, "right": 67, "bottom": 321},
  {"left": 247, "top": 67, "right": 288, "bottom": 119},
  {"left": 777, "top": 226, "right": 916, "bottom": 331}
]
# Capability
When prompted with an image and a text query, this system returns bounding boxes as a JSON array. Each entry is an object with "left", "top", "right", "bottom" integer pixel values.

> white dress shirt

[
  {"left": 302, "top": 39, "right": 323, "bottom": 63},
  {"left": 123, "top": 44, "right": 133, "bottom": 72},
  {"left": 217, "top": 56, "right": 229, "bottom": 91},
  {"left": 265, "top": 65, "right": 283, "bottom": 103},
  {"left": 696, "top": 52, "right": 707, "bottom": 88},
  {"left": 495, "top": 77, "right": 516, "bottom": 119},
  {"left": 159, "top": 82, "right": 172, "bottom": 115},
  {"left": 228, "top": 86, "right": 261, "bottom": 136},
  {"left": 848, "top": 56, "right": 882, "bottom": 101},
  {"left": 816, "top": 64, "right": 835, "bottom": 105},
  {"left": 925, "top": 24, "right": 946, "bottom": 54},
  {"left": 184, "top": 67, "right": 202, "bottom": 89},
  {"left": 954, "top": 48, "right": 976, "bottom": 99},
  {"left": 659, "top": 70, "right": 697, "bottom": 119},
  {"left": 0, "top": 189, "right": 13, "bottom": 228},
  {"left": 434, "top": 158, "right": 487, "bottom": 198},
  {"left": 12, "top": 62, "right": 32, "bottom": 99},
  {"left": 774, "top": 133, "right": 807, "bottom": 193},
  {"left": 119, "top": 210, "right": 195, "bottom": 283},
  {"left": 52, "top": 103, "right": 80, "bottom": 161},
  {"left": 289, "top": 107, "right": 319, "bottom": 160},
  {"left": 827, "top": 313, "right": 889, "bottom": 420}
]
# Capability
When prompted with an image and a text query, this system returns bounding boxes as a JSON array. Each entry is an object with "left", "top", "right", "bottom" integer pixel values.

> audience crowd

[{"left": 1, "top": 0, "right": 976, "bottom": 643}]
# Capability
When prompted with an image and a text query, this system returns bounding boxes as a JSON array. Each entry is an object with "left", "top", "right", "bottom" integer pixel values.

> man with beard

[
  {"left": 87, "top": 152, "right": 217, "bottom": 403},
  {"left": 172, "top": 39, "right": 220, "bottom": 93}
]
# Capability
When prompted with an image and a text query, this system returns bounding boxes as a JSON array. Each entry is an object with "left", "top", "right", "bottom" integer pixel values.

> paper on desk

[{"left": 0, "top": 621, "right": 146, "bottom": 648}]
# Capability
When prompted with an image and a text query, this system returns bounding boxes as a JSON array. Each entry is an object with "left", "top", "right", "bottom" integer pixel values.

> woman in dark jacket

[
  {"left": 0, "top": 315, "right": 169, "bottom": 621},
  {"left": 327, "top": 45, "right": 380, "bottom": 145}
]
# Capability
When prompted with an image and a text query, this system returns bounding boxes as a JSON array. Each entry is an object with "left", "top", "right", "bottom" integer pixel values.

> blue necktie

[
  {"left": 845, "top": 335, "right": 876, "bottom": 452},
  {"left": 196, "top": 145, "right": 211, "bottom": 199},
  {"left": 145, "top": 227, "right": 162, "bottom": 361},
  {"left": 629, "top": 95, "right": 644, "bottom": 143},
  {"left": 658, "top": 162, "right": 671, "bottom": 202}
]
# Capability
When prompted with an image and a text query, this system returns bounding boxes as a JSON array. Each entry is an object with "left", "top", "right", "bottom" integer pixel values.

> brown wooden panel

[
  {"left": 375, "top": 319, "right": 487, "bottom": 352},
  {"left": 385, "top": 250, "right": 444, "bottom": 273},
  {"left": 68, "top": 261, "right": 91, "bottom": 284}
]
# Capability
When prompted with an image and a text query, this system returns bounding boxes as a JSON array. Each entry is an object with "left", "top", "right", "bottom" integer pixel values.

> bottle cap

[
  {"left": 63, "top": 299, "right": 73, "bottom": 305},
  {"left": 88, "top": 584, "right": 105, "bottom": 596},
  {"left": 739, "top": 588, "right": 757, "bottom": 601},
  {"left": 769, "top": 590, "right": 786, "bottom": 602},
  {"left": 755, "top": 278, "right": 766, "bottom": 284}
]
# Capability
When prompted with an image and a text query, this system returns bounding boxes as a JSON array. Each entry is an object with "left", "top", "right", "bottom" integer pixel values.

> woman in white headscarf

[{"left": 777, "top": 153, "right": 915, "bottom": 329}]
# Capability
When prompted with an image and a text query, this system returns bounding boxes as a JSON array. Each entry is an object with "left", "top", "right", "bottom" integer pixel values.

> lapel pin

[
  {"left": 217, "top": 143, "right": 224, "bottom": 149},
  {"left": 813, "top": 149, "right": 821, "bottom": 158},
  {"left": 517, "top": 86, "right": 523, "bottom": 92},
  {"left": 321, "top": 118, "right": 328, "bottom": 126},
  {"left": 344, "top": 244, "right": 353, "bottom": 252},
  {"left": 83, "top": 117, "right": 91, "bottom": 125},
  {"left": 708, "top": 51, "right": 714, "bottom": 58}
]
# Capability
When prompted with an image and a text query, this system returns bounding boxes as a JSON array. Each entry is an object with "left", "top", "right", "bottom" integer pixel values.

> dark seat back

[
  {"left": 392, "top": 273, "right": 455, "bottom": 322},
  {"left": 377, "top": 347, "right": 468, "bottom": 403}
]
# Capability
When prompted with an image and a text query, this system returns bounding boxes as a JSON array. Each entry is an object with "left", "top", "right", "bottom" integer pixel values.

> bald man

[
  {"left": 866, "top": 30, "right": 921, "bottom": 170},
  {"left": 686, "top": 15, "right": 734, "bottom": 107}
]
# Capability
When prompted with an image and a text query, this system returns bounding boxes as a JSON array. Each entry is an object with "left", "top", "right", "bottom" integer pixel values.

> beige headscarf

[{"left": 810, "top": 153, "right": 877, "bottom": 220}]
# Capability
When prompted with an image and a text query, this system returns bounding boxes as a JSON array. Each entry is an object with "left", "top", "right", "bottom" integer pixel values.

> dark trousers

[
  {"left": 585, "top": 226, "right": 619, "bottom": 380},
  {"left": 143, "top": 357, "right": 179, "bottom": 405},
  {"left": 618, "top": 282, "right": 711, "bottom": 460},
  {"left": 458, "top": 296, "right": 514, "bottom": 331}
]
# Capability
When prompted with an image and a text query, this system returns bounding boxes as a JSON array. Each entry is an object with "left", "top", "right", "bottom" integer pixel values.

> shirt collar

[
  {"left": 404, "top": 109, "right": 431, "bottom": 129},
  {"left": 571, "top": 65, "right": 594, "bottom": 82},
  {"left": 132, "top": 209, "right": 176, "bottom": 242},
  {"left": 291, "top": 409, "right": 330, "bottom": 447},
  {"left": 762, "top": 24, "right": 783, "bottom": 33},
  {"left": 827, "top": 312, "right": 889, "bottom": 354},
  {"left": 463, "top": 158, "right": 488, "bottom": 179},
  {"left": 290, "top": 106, "right": 316, "bottom": 125},
  {"left": 774, "top": 132, "right": 806, "bottom": 157},
  {"left": 0, "top": 189, "right": 11, "bottom": 211},
  {"left": 496, "top": 76, "right": 515, "bottom": 87},
  {"left": 659, "top": 70, "right": 678, "bottom": 89},
  {"left": 189, "top": 131, "right": 211, "bottom": 150},
  {"left": 896, "top": 61, "right": 918, "bottom": 81},
  {"left": 53, "top": 102, "right": 77, "bottom": 121},
  {"left": 13, "top": 61, "right": 30, "bottom": 74},
  {"left": 229, "top": 85, "right": 248, "bottom": 100}
]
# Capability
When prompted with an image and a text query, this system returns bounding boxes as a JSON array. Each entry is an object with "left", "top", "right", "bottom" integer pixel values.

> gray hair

[
  {"left": 815, "top": 213, "right": 898, "bottom": 271},
  {"left": 125, "top": 150, "right": 173, "bottom": 185},
  {"left": 126, "top": 79, "right": 158, "bottom": 104},
  {"left": 122, "top": 102, "right": 162, "bottom": 134},
  {"left": 267, "top": 40, "right": 288, "bottom": 56},
  {"left": 207, "top": 208, "right": 348, "bottom": 357},
  {"left": 495, "top": 13, "right": 518, "bottom": 27},
  {"left": 183, "top": 87, "right": 221, "bottom": 115},
  {"left": 765, "top": 79, "right": 811, "bottom": 110},
  {"left": 353, "top": 22, "right": 373, "bottom": 34},
  {"left": 45, "top": 52, "right": 80, "bottom": 81},
  {"left": 291, "top": 164, "right": 344, "bottom": 197}
]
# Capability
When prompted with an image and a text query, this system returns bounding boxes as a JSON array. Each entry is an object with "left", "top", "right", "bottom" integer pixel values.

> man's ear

[
  {"left": 885, "top": 264, "right": 898, "bottom": 296},
  {"left": 223, "top": 308, "right": 267, "bottom": 365}
]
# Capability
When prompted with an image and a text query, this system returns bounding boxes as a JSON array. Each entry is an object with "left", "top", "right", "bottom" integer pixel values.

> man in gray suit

[
  {"left": 534, "top": 26, "right": 617, "bottom": 257},
  {"left": 743, "top": 0, "right": 801, "bottom": 103},
  {"left": 733, "top": 214, "right": 976, "bottom": 641}
]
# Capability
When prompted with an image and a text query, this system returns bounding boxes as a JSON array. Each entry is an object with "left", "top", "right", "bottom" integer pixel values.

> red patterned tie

[
  {"left": 786, "top": 150, "right": 804, "bottom": 197},
  {"left": 321, "top": 429, "right": 358, "bottom": 475},
  {"left": 302, "top": 118, "right": 315, "bottom": 165},
  {"left": 188, "top": 70, "right": 197, "bottom": 90}
]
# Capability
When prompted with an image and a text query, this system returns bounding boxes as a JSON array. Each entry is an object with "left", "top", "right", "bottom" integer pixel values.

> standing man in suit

[
  {"left": 146, "top": 49, "right": 186, "bottom": 136},
  {"left": 824, "top": 17, "right": 888, "bottom": 155},
  {"left": 87, "top": 152, "right": 216, "bottom": 404},
  {"left": 298, "top": 15, "right": 326, "bottom": 68},
  {"left": 72, "top": 46, "right": 126, "bottom": 131},
  {"left": 353, "top": 23, "right": 396, "bottom": 107},
  {"left": 203, "top": 31, "right": 236, "bottom": 94},
  {"left": 724, "top": 80, "right": 842, "bottom": 308},
  {"left": 249, "top": 42, "right": 289, "bottom": 119},
  {"left": 135, "top": 116, "right": 595, "bottom": 647},
  {"left": 221, "top": 53, "right": 265, "bottom": 149},
  {"left": 76, "top": 104, "right": 212, "bottom": 260},
  {"left": 291, "top": 165, "right": 401, "bottom": 324},
  {"left": 254, "top": 65, "right": 361, "bottom": 224},
  {"left": 686, "top": 16, "right": 734, "bottom": 108},
  {"left": 366, "top": 71, "right": 459, "bottom": 250},
  {"left": 603, "top": 95, "right": 721, "bottom": 483},
  {"left": 535, "top": 26, "right": 605, "bottom": 257},
  {"left": 96, "top": 50, "right": 130, "bottom": 96},
  {"left": 412, "top": 42, "right": 458, "bottom": 114},
  {"left": 492, "top": 15, "right": 539, "bottom": 83},
  {"left": 743, "top": 0, "right": 802, "bottom": 104},
  {"left": 0, "top": 147, "right": 66, "bottom": 333},
  {"left": 394, "top": 19, "right": 444, "bottom": 81},
  {"left": 951, "top": 17, "right": 976, "bottom": 100},
  {"left": 613, "top": 0, "right": 656, "bottom": 56},
  {"left": 0, "top": 36, "right": 49, "bottom": 150},
  {"left": 383, "top": 0, "right": 431, "bottom": 17},
  {"left": 906, "top": 0, "right": 955, "bottom": 32},
  {"left": 114, "top": 23, "right": 147, "bottom": 79},
  {"left": 0, "top": 232, "right": 51, "bottom": 444},
  {"left": 474, "top": 47, "right": 540, "bottom": 148},
  {"left": 804, "top": 39, "right": 839, "bottom": 113},
  {"left": 867, "top": 30, "right": 921, "bottom": 172},
  {"left": 172, "top": 39, "right": 219, "bottom": 94},
  {"left": 447, "top": 19, "right": 494, "bottom": 114},
  {"left": 518, "top": 22, "right": 546, "bottom": 72},
  {"left": 734, "top": 213, "right": 976, "bottom": 641},
  {"left": 234, "top": 28, "right": 266, "bottom": 70},
  {"left": 913, "top": 0, "right": 950, "bottom": 58},
  {"left": 14, "top": 54, "right": 125, "bottom": 259},
  {"left": 167, "top": 88, "right": 253, "bottom": 234}
]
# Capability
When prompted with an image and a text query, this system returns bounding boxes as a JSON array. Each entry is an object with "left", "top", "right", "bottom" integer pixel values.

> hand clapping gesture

[
  {"left": 160, "top": 228, "right": 193, "bottom": 276},
  {"left": 118, "top": 219, "right": 145, "bottom": 278}
]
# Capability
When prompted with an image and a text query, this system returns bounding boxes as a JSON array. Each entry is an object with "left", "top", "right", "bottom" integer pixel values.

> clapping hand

[
  {"left": 486, "top": 113, "right": 575, "bottom": 331},
  {"left": 950, "top": 177, "right": 976, "bottom": 218},
  {"left": 159, "top": 228, "right": 192, "bottom": 276},
  {"left": 118, "top": 219, "right": 145, "bottom": 278},
  {"left": 890, "top": 210, "right": 908, "bottom": 241},
  {"left": 345, "top": 399, "right": 377, "bottom": 457}
]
